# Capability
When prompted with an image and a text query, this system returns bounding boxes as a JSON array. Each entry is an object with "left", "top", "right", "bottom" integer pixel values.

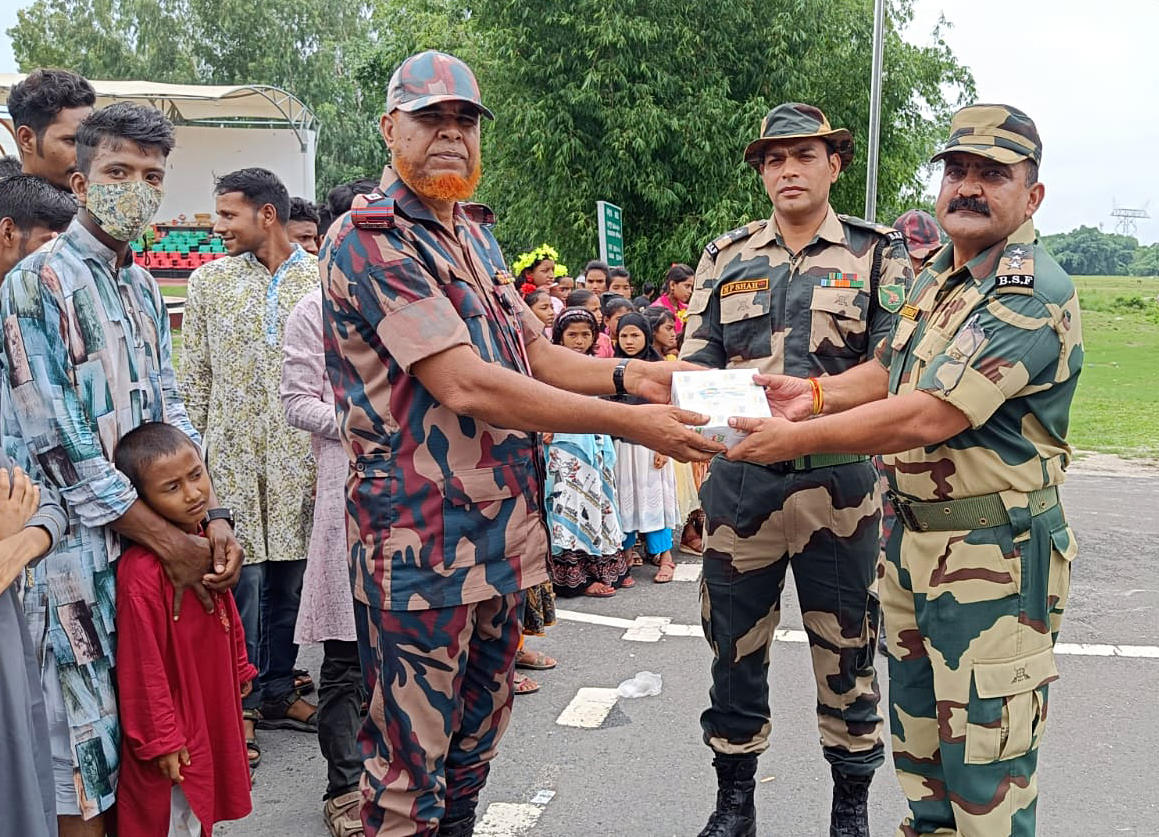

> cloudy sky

[{"left": 2, "top": 0, "right": 1157, "bottom": 243}]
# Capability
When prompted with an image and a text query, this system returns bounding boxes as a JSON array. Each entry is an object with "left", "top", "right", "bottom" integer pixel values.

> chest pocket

[
  {"left": 720, "top": 288, "right": 772, "bottom": 360},
  {"left": 808, "top": 286, "right": 869, "bottom": 357}
]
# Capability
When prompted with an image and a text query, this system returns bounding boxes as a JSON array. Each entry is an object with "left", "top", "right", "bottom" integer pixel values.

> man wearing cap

[
  {"left": 680, "top": 102, "right": 914, "bottom": 837},
  {"left": 726, "top": 104, "right": 1082, "bottom": 836},
  {"left": 893, "top": 209, "right": 943, "bottom": 275},
  {"left": 320, "top": 50, "right": 723, "bottom": 836}
]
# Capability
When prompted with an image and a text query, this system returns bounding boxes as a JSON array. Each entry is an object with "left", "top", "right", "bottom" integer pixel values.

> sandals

[
  {"left": 583, "top": 582, "right": 616, "bottom": 598},
  {"left": 324, "top": 790, "right": 364, "bottom": 837},
  {"left": 294, "top": 668, "right": 315, "bottom": 696},
  {"left": 620, "top": 575, "right": 636, "bottom": 589},
  {"left": 654, "top": 560, "right": 676, "bottom": 584},
  {"left": 242, "top": 709, "right": 261, "bottom": 769},
  {"left": 514, "top": 672, "right": 539, "bottom": 695},
  {"left": 255, "top": 693, "right": 319, "bottom": 732},
  {"left": 515, "top": 649, "right": 557, "bottom": 671}
]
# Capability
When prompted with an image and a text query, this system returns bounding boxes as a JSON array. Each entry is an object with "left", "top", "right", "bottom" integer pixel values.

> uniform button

[{"left": 356, "top": 463, "right": 365, "bottom": 472}]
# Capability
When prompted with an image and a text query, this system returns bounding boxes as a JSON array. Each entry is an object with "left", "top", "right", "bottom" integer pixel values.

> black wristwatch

[
  {"left": 613, "top": 358, "right": 631, "bottom": 396},
  {"left": 205, "top": 507, "right": 234, "bottom": 529}
]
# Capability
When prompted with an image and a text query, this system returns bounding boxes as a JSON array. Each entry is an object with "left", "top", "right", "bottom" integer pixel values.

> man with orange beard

[{"left": 320, "top": 51, "right": 722, "bottom": 836}]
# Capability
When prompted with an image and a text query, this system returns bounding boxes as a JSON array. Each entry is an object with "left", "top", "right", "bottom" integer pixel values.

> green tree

[
  {"left": 356, "top": 0, "right": 973, "bottom": 283},
  {"left": 1128, "top": 242, "right": 1159, "bottom": 277},
  {"left": 9, "top": 0, "right": 379, "bottom": 191},
  {"left": 1041, "top": 225, "right": 1138, "bottom": 276}
]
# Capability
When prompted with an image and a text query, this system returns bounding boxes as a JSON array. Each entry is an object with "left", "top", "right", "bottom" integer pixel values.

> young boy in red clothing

[{"left": 113, "top": 422, "right": 255, "bottom": 836}]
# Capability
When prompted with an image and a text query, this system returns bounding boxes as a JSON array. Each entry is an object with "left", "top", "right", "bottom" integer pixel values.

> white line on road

[
  {"left": 556, "top": 609, "right": 1158, "bottom": 658},
  {"left": 555, "top": 687, "right": 621, "bottom": 728},
  {"left": 475, "top": 803, "right": 545, "bottom": 836},
  {"left": 672, "top": 563, "right": 701, "bottom": 582}
]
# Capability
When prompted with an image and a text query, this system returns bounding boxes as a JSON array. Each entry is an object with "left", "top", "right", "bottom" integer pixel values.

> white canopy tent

[{"left": 0, "top": 75, "right": 319, "bottom": 218}]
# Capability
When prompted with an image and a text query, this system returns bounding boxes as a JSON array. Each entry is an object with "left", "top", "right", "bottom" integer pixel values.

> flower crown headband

[{"left": 512, "top": 243, "right": 568, "bottom": 278}]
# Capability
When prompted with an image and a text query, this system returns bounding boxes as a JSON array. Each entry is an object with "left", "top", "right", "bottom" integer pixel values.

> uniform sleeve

[
  {"left": 867, "top": 238, "right": 915, "bottom": 356},
  {"left": 281, "top": 292, "right": 339, "bottom": 440},
  {"left": 325, "top": 230, "right": 472, "bottom": 375},
  {"left": 678, "top": 250, "right": 727, "bottom": 369},
  {"left": 0, "top": 264, "right": 138, "bottom": 527},
  {"left": 917, "top": 293, "right": 1067, "bottom": 429},
  {"left": 115, "top": 564, "right": 185, "bottom": 761},
  {"left": 178, "top": 266, "right": 212, "bottom": 436}
]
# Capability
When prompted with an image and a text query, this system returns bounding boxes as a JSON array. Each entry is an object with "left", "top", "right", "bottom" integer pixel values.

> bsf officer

[
  {"left": 728, "top": 104, "right": 1082, "bottom": 837},
  {"left": 680, "top": 102, "right": 915, "bottom": 837},
  {"left": 319, "top": 50, "right": 722, "bottom": 836}
]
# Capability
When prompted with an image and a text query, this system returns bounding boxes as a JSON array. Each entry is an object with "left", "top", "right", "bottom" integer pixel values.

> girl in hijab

[
  {"left": 542, "top": 308, "right": 631, "bottom": 598},
  {"left": 607, "top": 312, "right": 680, "bottom": 582}
]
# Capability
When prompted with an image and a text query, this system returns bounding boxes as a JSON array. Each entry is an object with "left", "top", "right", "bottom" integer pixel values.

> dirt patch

[{"left": 1070, "top": 450, "right": 1159, "bottom": 477}]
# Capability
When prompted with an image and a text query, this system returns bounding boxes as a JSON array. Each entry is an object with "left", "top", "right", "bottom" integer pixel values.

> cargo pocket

[
  {"left": 808, "top": 287, "right": 868, "bottom": 357},
  {"left": 441, "top": 465, "right": 521, "bottom": 570},
  {"left": 720, "top": 288, "right": 772, "bottom": 360},
  {"left": 964, "top": 646, "right": 1058, "bottom": 764}
]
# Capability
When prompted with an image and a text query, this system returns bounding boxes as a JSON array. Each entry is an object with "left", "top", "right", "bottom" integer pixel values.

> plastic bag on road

[{"left": 617, "top": 671, "right": 662, "bottom": 698}]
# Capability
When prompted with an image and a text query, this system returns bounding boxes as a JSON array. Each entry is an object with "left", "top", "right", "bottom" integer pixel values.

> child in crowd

[
  {"left": 113, "top": 422, "right": 255, "bottom": 836},
  {"left": 565, "top": 288, "right": 614, "bottom": 356},
  {"left": 603, "top": 296, "right": 635, "bottom": 348},
  {"left": 651, "top": 263, "right": 694, "bottom": 336},
  {"left": 644, "top": 306, "right": 680, "bottom": 359},
  {"left": 544, "top": 307, "right": 630, "bottom": 598},
  {"left": 608, "top": 267, "right": 632, "bottom": 297},
  {"left": 607, "top": 313, "right": 680, "bottom": 582},
  {"left": 525, "top": 288, "right": 556, "bottom": 337}
]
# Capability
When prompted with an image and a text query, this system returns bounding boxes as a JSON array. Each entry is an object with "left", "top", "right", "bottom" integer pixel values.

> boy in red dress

[{"left": 113, "top": 422, "right": 255, "bottom": 836}]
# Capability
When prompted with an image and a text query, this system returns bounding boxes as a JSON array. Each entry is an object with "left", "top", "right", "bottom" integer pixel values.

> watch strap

[{"left": 613, "top": 358, "right": 631, "bottom": 396}]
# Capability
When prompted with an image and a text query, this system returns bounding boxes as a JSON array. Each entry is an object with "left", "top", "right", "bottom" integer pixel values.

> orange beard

[{"left": 394, "top": 155, "right": 482, "bottom": 202}]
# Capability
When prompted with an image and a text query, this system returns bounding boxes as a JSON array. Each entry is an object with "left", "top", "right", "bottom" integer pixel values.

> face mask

[{"left": 85, "top": 180, "right": 164, "bottom": 242}]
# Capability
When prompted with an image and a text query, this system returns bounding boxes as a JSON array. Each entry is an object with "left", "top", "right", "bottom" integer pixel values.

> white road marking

[
  {"left": 555, "top": 687, "right": 621, "bottom": 728},
  {"left": 475, "top": 803, "right": 544, "bottom": 836},
  {"left": 556, "top": 610, "right": 1157, "bottom": 658},
  {"left": 673, "top": 563, "right": 701, "bottom": 582}
]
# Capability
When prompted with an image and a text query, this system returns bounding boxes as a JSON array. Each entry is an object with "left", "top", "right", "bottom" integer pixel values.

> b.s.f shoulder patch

[
  {"left": 703, "top": 219, "right": 767, "bottom": 261},
  {"left": 995, "top": 244, "right": 1035, "bottom": 295}
]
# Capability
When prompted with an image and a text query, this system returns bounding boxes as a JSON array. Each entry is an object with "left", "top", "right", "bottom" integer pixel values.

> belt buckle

[{"left": 887, "top": 490, "right": 920, "bottom": 532}]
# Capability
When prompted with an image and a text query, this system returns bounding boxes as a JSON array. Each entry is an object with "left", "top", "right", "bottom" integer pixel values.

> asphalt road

[{"left": 220, "top": 460, "right": 1159, "bottom": 836}]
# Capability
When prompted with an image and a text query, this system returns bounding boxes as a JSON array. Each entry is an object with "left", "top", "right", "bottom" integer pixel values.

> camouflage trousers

[
  {"left": 352, "top": 592, "right": 524, "bottom": 836},
  {"left": 698, "top": 458, "right": 885, "bottom": 776},
  {"left": 883, "top": 499, "right": 1075, "bottom": 836}
]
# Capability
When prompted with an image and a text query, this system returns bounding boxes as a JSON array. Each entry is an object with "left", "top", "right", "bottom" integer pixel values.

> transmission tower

[{"left": 1111, "top": 201, "right": 1149, "bottom": 237}]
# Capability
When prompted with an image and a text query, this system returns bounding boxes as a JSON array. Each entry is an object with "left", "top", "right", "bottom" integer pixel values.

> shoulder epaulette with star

[
  {"left": 995, "top": 242, "right": 1036, "bottom": 295},
  {"left": 703, "top": 219, "right": 768, "bottom": 261}
]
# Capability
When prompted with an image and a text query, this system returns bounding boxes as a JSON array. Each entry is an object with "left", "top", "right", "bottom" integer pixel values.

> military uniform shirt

[
  {"left": 681, "top": 207, "right": 913, "bottom": 377},
  {"left": 877, "top": 220, "right": 1083, "bottom": 501},
  {"left": 321, "top": 168, "right": 550, "bottom": 612}
]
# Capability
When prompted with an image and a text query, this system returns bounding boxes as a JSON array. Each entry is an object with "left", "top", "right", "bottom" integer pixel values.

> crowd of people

[{"left": 0, "top": 49, "right": 1082, "bottom": 837}]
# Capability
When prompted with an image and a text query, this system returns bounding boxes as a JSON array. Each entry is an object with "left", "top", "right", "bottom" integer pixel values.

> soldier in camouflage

[
  {"left": 727, "top": 103, "right": 1081, "bottom": 837},
  {"left": 319, "top": 50, "right": 722, "bottom": 837},
  {"left": 679, "top": 102, "right": 915, "bottom": 837}
]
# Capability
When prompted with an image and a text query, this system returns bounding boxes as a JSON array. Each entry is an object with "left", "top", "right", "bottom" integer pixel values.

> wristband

[{"left": 613, "top": 358, "right": 631, "bottom": 396}]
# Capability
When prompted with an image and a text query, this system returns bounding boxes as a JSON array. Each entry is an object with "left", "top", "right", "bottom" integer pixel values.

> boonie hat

[
  {"left": 386, "top": 50, "right": 494, "bottom": 120},
  {"left": 743, "top": 103, "right": 854, "bottom": 171},
  {"left": 893, "top": 209, "right": 942, "bottom": 259},
  {"left": 930, "top": 103, "right": 1041, "bottom": 166}
]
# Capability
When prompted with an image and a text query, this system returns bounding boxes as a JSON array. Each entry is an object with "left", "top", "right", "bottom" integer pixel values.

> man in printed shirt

[
  {"left": 1, "top": 102, "right": 242, "bottom": 836},
  {"left": 727, "top": 104, "right": 1082, "bottom": 837},
  {"left": 180, "top": 167, "right": 320, "bottom": 752},
  {"left": 321, "top": 51, "right": 722, "bottom": 836}
]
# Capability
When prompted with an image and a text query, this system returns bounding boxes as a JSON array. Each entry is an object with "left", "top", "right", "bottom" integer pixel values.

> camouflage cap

[
  {"left": 893, "top": 209, "right": 942, "bottom": 258},
  {"left": 386, "top": 50, "right": 494, "bottom": 120},
  {"left": 743, "top": 103, "right": 854, "bottom": 171},
  {"left": 931, "top": 103, "right": 1041, "bottom": 166}
]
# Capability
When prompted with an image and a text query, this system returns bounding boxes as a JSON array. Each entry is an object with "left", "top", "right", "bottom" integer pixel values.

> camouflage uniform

[
  {"left": 680, "top": 105, "right": 914, "bottom": 780},
  {"left": 877, "top": 105, "right": 1083, "bottom": 836},
  {"left": 320, "top": 52, "right": 549, "bottom": 837}
]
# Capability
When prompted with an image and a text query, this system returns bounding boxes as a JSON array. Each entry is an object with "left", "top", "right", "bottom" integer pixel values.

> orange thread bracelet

[{"left": 808, "top": 377, "right": 824, "bottom": 416}]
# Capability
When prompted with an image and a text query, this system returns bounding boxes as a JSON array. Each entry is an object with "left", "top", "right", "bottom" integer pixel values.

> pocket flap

[
  {"left": 687, "top": 287, "right": 711, "bottom": 316},
  {"left": 444, "top": 466, "right": 518, "bottom": 506},
  {"left": 353, "top": 454, "right": 392, "bottom": 478},
  {"left": 1050, "top": 523, "right": 1078, "bottom": 562},
  {"left": 973, "top": 646, "right": 1058, "bottom": 698},
  {"left": 810, "top": 286, "right": 865, "bottom": 319}
]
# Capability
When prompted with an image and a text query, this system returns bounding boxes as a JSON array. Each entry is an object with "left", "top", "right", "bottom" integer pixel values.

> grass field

[{"left": 166, "top": 275, "right": 1159, "bottom": 459}]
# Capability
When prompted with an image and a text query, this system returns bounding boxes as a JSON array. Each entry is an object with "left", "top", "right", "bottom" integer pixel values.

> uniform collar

[
  {"left": 933, "top": 219, "right": 1037, "bottom": 284},
  {"left": 378, "top": 165, "right": 465, "bottom": 230},
  {"left": 757, "top": 205, "right": 846, "bottom": 251}
]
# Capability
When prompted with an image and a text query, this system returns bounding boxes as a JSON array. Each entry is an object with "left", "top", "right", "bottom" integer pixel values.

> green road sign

[{"left": 597, "top": 200, "right": 624, "bottom": 267}]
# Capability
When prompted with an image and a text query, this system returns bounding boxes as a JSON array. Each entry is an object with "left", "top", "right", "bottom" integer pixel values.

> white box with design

[{"left": 670, "top": 368, "right": 772, "bottom": 448}]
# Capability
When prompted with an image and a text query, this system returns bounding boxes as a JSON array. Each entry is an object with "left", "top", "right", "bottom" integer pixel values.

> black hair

[
  {"left": 75, "top": 102, "right": 175, "bottom": 176},
  {"left": 613, "top": 312, "right": 662, "bottom": 362},
  {"left": 7, "top": 69, "right": 96, "bottom": 142},
  {"left": 519, "top": 254, "right": 553, "bottom": 281},
  {"left": 583, "top": 259, "right": 610, "bottom": 278},
  {"left": 113, "top": 422, "right": 200, "bottom": 491},
  {"left": 0, "top": 156, "right": 23, "bottom": 179},
  {"left": 321, "top": 177, "right": 378, "bottom": 235},
  {"left": 632, "top": 295, "right": 651, "bottom": 310},
  {"left": 565, "top": 288, "right": 595, "bottom": 308},
  {"left": 1024, "top": 160, "right": 1039, "bottom": 187},
  {"left": 524, "top": 288, "right": 551, "bottom": 306},
  {"left": 214, "top": 167, "right": 290, "bottom": 223},
  {"left": 552, "top": 306, "right": 598, "bottom": 353},
  {"left": 643, "top": 305, "right": 675, "bottom": 327},
  {"left": 663, "top": 263, "right": 694, "bottom": 295},
  {"left": 0, "top": 174, "right": 77, "bottom": 232},
  {"left": 602, "top": 295, "right": 633, "bottom": 319},
  {"left": 289, "top": 196, "right": 321, "bottom": 226},
  {"left": 609, "top": 266, "right": 630, "bottom": 280}
]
